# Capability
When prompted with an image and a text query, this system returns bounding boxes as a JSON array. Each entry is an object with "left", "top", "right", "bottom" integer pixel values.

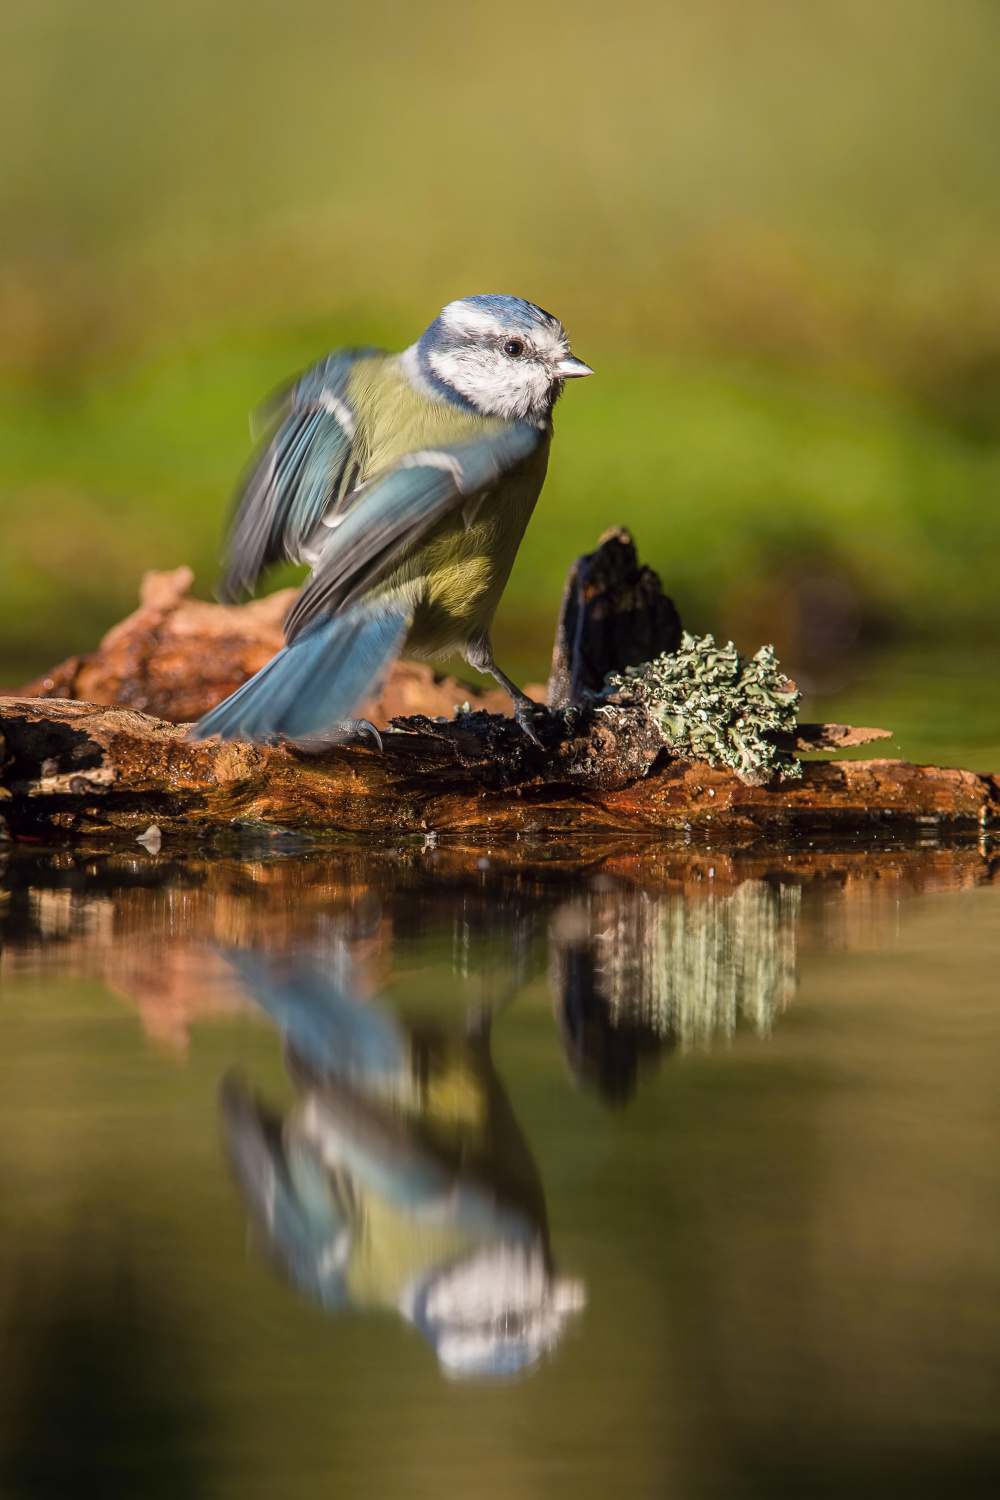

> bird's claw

[
  {"left": 349, "top": 718, "right": 383, "bottom": 752},
  {"left": 513, "top": 699, "right": 546, "bottom": 748}
]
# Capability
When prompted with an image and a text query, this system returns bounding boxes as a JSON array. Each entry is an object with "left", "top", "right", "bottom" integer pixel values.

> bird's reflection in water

[
  {"left": 219, "top": 871, "right": 800, "bottom": 1370},
  {"left": 550, "top": 879, "right": 800, "bottom": 1104},
  {"left": 221, "top": 943, "right": 585, "bottom": 1380}
]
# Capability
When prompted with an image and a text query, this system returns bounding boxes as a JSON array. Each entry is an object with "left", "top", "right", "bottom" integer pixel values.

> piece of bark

[
  {"left": 20, "top": 566, "right": 511, "bottom": 725},
  {"left": 22, "top": 566, "right": 293, "bottom": 720},
  {"left": 2, "top": 541, "right": 901, "bottom": 836},
  {"left": 775, "top": 723, "right": 894, "bottom": 752},
  {"left": 547, "top": 527, "right": 682, "bottom": 709},
  {"left": 1, "top": 696, "right": 995, "bottom": 845},
  {"left": 544, "top": 533, "right": 891, "bottom": 758},
  {"left": 388, "top": 706, "right": 894, "bottom": 793}
]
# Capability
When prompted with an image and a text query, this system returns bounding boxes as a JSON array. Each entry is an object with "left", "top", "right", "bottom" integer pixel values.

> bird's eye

[{"left": 503, "top": 338, "right": 525, "bottom": 357}]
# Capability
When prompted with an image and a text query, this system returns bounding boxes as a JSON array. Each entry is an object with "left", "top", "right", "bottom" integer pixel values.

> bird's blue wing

[
  {"left": 284, "top": 421, "right": 542, "bottom": 640},
  {"left": 220, "top": 347, "right": 381, "bottom": 602},
  {"left": 220, "top": 1076, "right": 352, "bottom": 1310}
]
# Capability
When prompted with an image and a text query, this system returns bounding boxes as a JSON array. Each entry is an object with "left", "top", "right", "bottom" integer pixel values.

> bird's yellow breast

[{"left": 394, "top": 439, "right": 550, "bottom": 658}]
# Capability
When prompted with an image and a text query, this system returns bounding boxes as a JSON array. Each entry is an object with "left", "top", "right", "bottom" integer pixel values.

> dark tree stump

[{"left": 546, "top": 527, "right": 683, "bottom": 709}]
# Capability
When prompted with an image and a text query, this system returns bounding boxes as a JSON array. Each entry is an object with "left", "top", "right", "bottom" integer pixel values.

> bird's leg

[
  {"left": 464, "top": 638, "right": 546, "bottom": 747},
  {"left": 490, "top": 661, "right": 544, "bottom": 745}
]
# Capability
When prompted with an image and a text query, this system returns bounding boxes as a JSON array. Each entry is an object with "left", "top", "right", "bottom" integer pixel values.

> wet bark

[{"left": 0, "top": 693, "right": 995, "bottom": 847}]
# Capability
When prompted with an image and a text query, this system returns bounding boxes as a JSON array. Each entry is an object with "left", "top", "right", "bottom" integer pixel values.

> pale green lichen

[{"left": 599, "top": 632, "right": 802, "bottom": 783}]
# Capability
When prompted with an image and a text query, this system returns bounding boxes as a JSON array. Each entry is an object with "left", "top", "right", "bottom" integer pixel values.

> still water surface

[{"left": 0, "top": 836, "right": 998, "bottom": 1498}]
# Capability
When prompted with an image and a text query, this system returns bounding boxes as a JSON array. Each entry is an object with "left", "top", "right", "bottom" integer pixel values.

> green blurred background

[{"left": 2, "top": 0, "right": 1000, "bottom": 758}]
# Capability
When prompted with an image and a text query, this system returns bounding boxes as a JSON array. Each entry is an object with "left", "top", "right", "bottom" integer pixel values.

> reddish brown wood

[
  {"left": 19, "top": 566, "right": 516, "bottom": 725},
  {"left": 0, "top": 695, "right": 995, "bottom": 846}
]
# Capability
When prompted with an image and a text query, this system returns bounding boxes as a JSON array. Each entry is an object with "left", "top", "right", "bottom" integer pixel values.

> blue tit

[{"left": 193, "top": 294, "right": 593, "bottom": 746}]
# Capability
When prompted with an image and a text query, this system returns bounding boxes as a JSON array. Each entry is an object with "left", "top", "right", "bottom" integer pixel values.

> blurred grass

[
  {"left": 3, "top": 0, "right": 1000, "bottom": 680},
  {"left": 807, "top": 643, "right": 1000, "bottom": 772}
]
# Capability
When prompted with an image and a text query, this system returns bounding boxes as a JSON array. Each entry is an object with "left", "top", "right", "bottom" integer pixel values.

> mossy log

[
  {"left": 0, "top": 694, "right": 995, "bottom": 846},
  {"left": 3, "top": 528, "right": 993, "bottom": 847}
]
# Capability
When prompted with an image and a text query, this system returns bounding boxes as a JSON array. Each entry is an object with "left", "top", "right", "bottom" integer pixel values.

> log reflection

[{"left": 550, "top": 880, "right": 800, "bottom": 1103}]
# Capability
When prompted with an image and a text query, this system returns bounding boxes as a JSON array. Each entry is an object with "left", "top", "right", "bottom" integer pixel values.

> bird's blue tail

[
  {"left": 193, "top": 603, "right": 409, "bottom": 744},
  {"left": 226, "top": 950, "right": 407, "bottom": 1082}
]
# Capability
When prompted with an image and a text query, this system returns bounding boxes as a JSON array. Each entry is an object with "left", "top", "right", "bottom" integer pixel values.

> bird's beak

[{"left": 555, "top": 355, "right": 594, "bottom": 378}]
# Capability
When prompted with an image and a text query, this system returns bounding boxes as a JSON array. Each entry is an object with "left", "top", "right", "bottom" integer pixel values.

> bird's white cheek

[
  {"left": 527, "top": 366, "right": 551, "bottom": 412},
  {"left": 429, "top": 348, "right": 496, "bottom": 408},
  {"left": 428, "top": 347, "right": 552, "bottom": 421}
]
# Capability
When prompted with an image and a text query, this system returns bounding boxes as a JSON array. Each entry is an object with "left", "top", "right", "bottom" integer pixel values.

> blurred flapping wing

[
  {"left": 284, "top": 421, "right": 542, "bottom": 640},
  {"left": 220, "top": 348, "right": 381, "bottom": 601}
]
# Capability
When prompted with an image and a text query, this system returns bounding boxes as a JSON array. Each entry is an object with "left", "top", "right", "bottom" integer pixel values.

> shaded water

[{"left": 0, "top": 836, "right": 999, "bottom": 1498}]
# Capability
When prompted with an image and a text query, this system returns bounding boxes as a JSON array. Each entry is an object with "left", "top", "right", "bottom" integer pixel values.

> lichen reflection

[
  {"left": 550, "top": 880, "right": 800, "bottom": 1103},
  {"left": 221, "top": 947, "right": 584, "bottom": 1379}
]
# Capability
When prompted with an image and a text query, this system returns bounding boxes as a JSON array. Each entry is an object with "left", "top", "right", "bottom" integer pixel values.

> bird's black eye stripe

[{"left": 502, "top": 338, "right": 525, "bottom": 357}]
